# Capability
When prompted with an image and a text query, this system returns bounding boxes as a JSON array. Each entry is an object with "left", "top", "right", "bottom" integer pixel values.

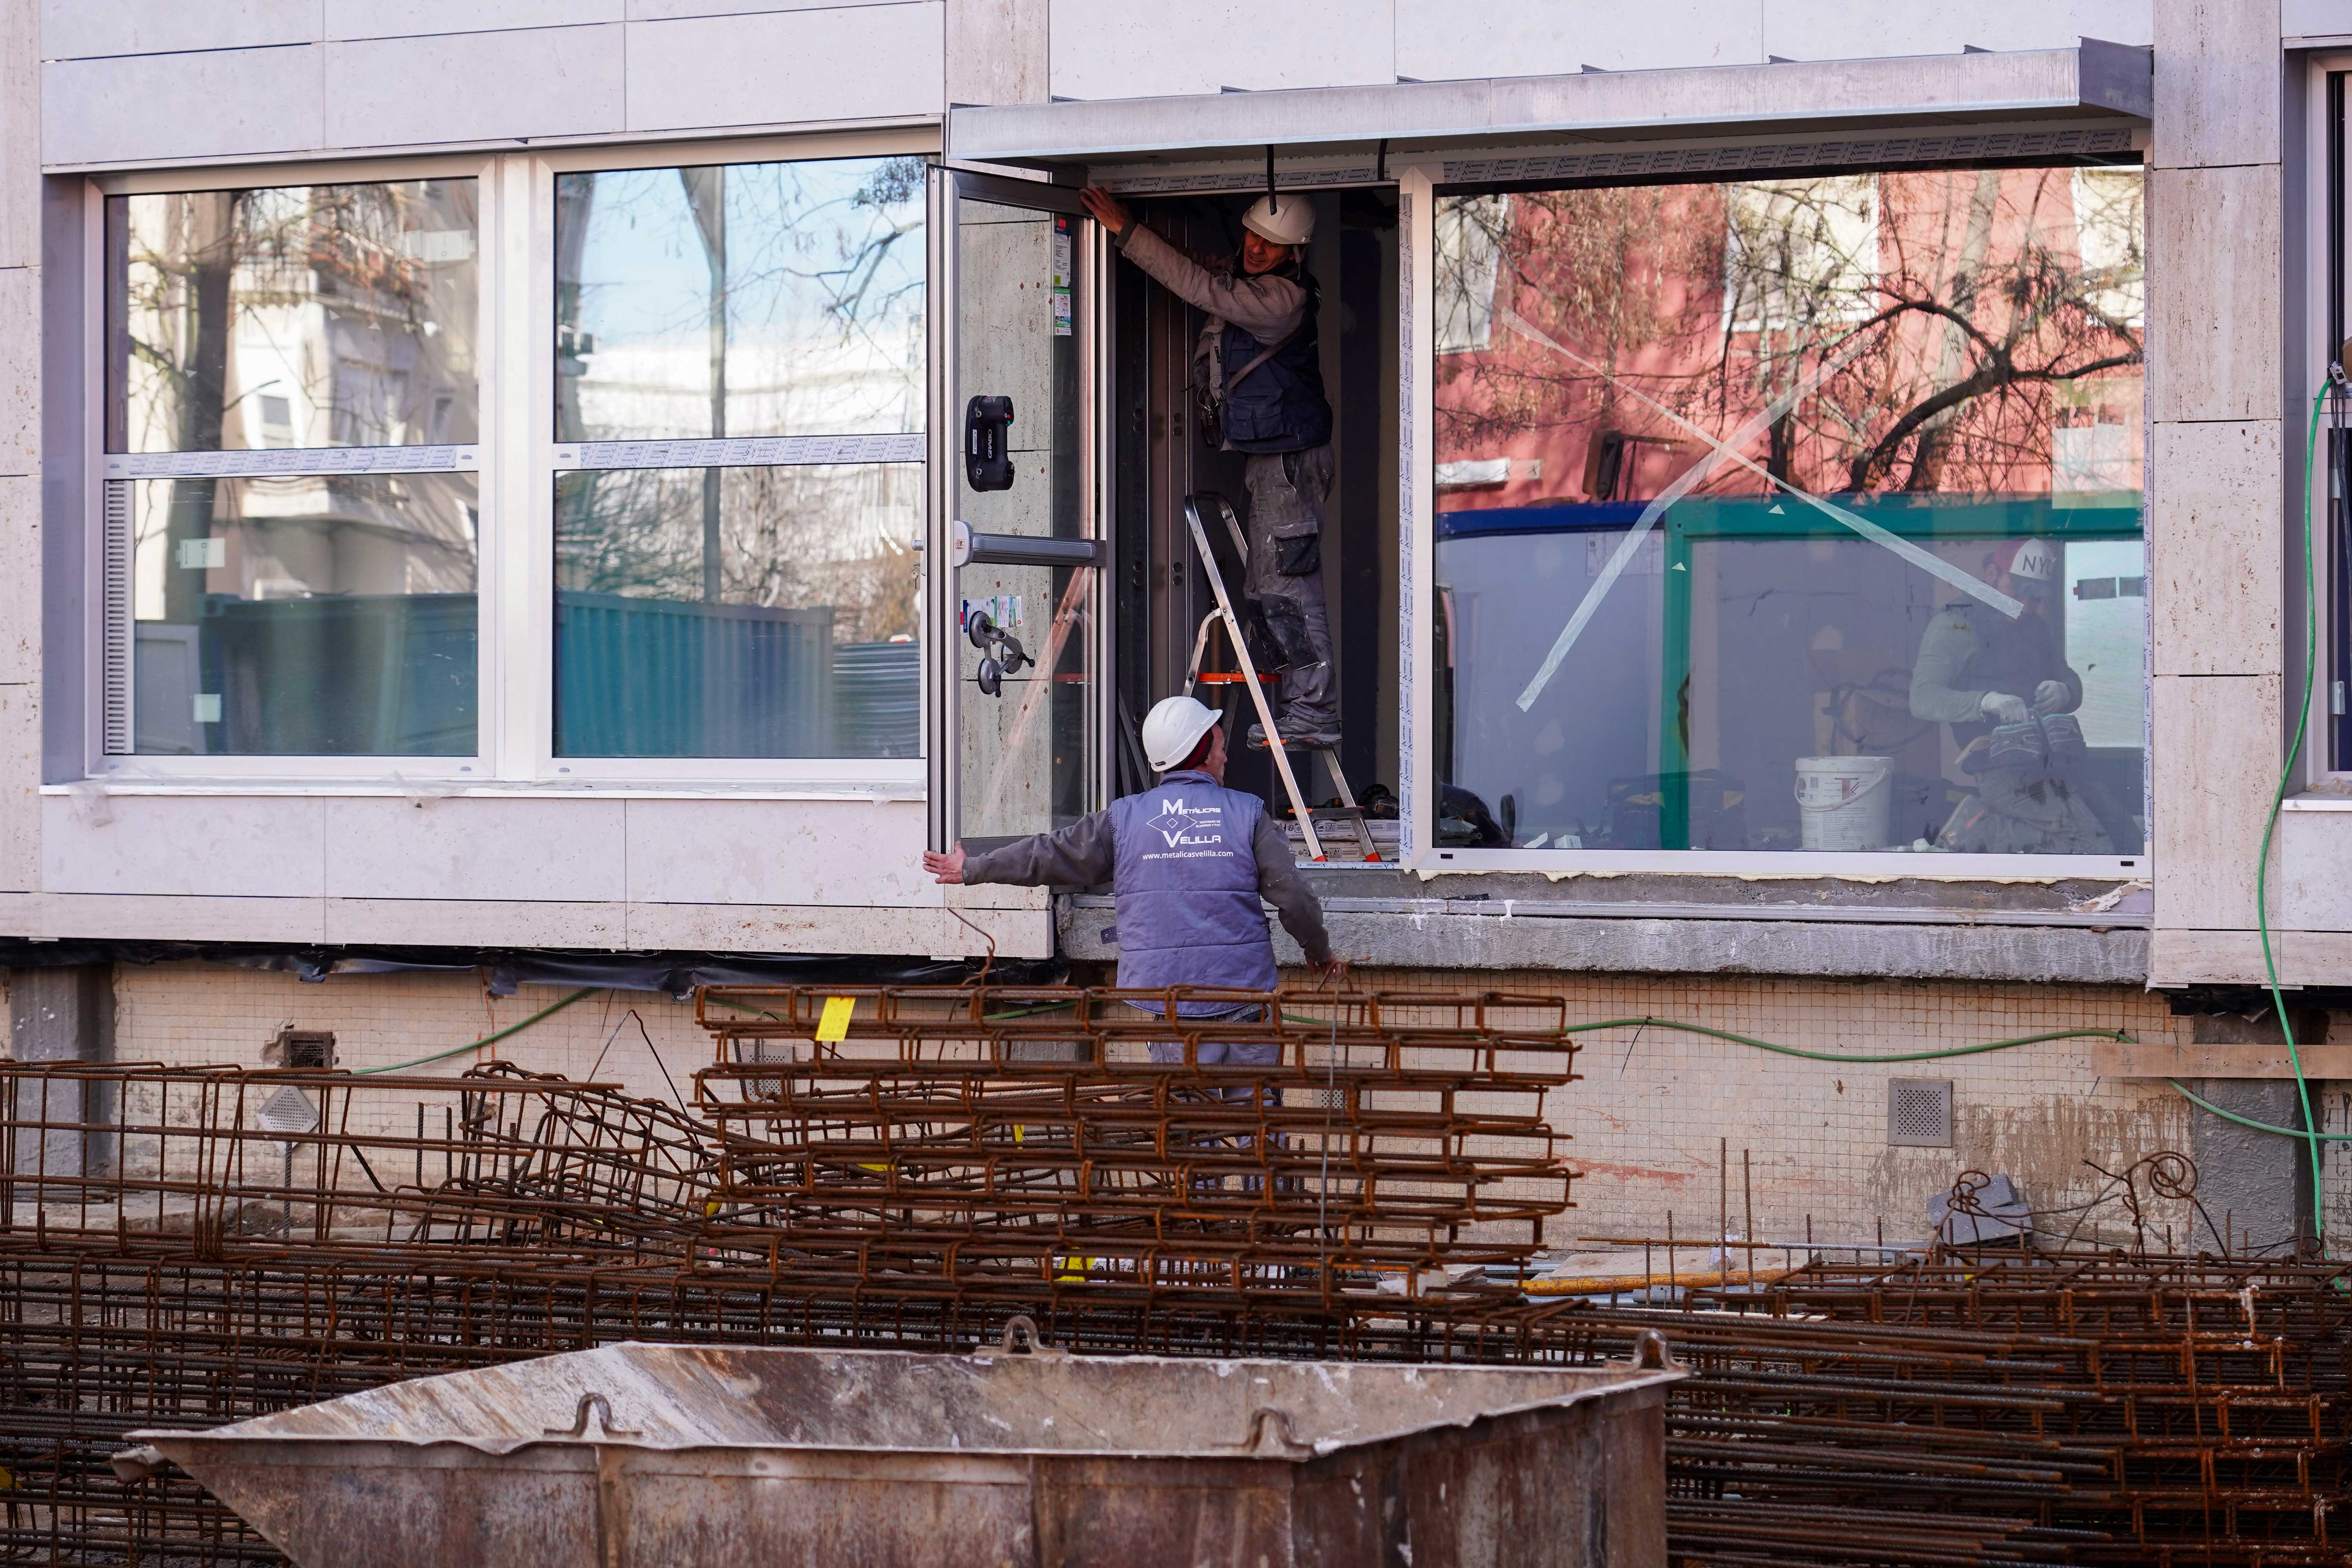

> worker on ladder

[
  {"left": 1079, "top": 183, "right": 1341, "bottom": 751},
  {"left": 924, "top": 695, "right": 1341, "bottom": 1063}
]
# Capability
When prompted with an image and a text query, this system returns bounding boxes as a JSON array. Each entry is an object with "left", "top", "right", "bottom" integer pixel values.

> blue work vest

[
  {"left": 1219, "top": 267, "right": 1333, "bottom": 455},
  {"left": 1108, "top": 771, "right": 1278, "bottom": 1013}
]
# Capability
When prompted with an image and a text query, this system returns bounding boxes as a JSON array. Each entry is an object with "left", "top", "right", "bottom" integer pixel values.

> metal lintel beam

[{"left": 949, "top": 42, "right": 2152, "bottom": 167}]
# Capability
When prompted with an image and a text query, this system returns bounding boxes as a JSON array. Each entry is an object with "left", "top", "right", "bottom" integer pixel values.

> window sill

[
  {"left": 1065, "top": 887, "right": 2151, "bottom": 929},
  {"left": 2281, "top": 792, "right": 2352, "bottom": 812},
  {"left": 1397, "top": 848, "right": 2145, "bottom": 879}
]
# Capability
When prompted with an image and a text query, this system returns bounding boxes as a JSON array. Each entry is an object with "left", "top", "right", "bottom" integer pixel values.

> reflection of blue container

[
  {"left": 832, "top": 641, "right": 919, "bottom": 759},
  {"left": 555, "top": 591, "right": 833, "bottom": 758},
  {"left": 205, "top": 593, "right": 477, "bottom": 755}
]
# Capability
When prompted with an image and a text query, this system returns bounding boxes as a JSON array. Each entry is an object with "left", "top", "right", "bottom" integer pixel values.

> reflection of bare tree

[
  {"left": 555, "top": 464, "right": 918, "bottom": 645},
  {"left": 1436, "top": 168, "right": 2143, "bottom": 498},
  {"left": 555, "top": 156, "right": 926, "bottom": 443},
  {"left": 1437, "top": 185, "right": 1713, "bottom": 454}
]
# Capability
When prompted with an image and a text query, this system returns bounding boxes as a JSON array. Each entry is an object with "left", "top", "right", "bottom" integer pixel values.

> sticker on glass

[{"left": 1052, "top": 216, "right": 1074, "bottom": 336}]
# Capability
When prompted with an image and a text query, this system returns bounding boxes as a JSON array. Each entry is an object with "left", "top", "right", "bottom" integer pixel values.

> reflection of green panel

[
  {"left": 205, "top": 594, "right": 477, "bottom": 755},
  {"left": 1659, "top": 523, "right": 1693, "bottom": 849},
  {"left": 555, "top": 590, "right": 833, "bottom": 758},
  {"left": 1668, "top": 492, "right": 2142, "bottom": 543},
  {"left": 1636, "top": 492, "right": 2143, "bottom": 852}
]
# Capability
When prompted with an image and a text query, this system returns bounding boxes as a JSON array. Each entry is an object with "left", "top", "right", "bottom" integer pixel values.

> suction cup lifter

[{"left": 966, "top": 607, "right": 1030, "bottom": 697}]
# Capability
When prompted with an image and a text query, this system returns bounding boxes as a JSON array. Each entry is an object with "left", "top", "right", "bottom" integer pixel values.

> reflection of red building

[{"left": 1435, "top": 168, "right": 2145, "bottom": 517}]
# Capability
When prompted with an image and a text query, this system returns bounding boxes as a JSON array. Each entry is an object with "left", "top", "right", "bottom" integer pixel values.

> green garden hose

[
  {"left": 351, "top": 986, "right": 598, "bottom": 1075},
  {"left": 2250, "top": 382, "right": 2336, "bottom": 1243}
]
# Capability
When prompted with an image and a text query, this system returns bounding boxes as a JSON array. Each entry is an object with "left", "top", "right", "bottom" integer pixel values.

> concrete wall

[
  {"left": 0, "top": 0, "right": 32, "bottom": 909},
  {"left": 36, "top": 1, "right": 2179, "bottom": 170},
  {"left": 40, "top": 2, "right": 947, "bottom": 165},
  {"left": 0, "top": 794, "right": 1049, "bottom": 956},
  {"left": 2144, "top": 0, "right": 2295, "bottom": 986}
]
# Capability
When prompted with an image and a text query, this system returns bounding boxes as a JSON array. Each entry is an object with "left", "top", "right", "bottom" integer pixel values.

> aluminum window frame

[
  {"left": 531, "top": 131, "right": 936, "bottom": 785},
  {"left": 89, "top": 152, "right": 498, "bottom": 783},
  {"left": 2303, "top": 53, "right": 2352, "bottom": 782},
  {"left": 1397, "top": 155, "right": 2153, "bottom": 880},
  {"left": 81, "top": 129, "right": 942, "bottom": 789}
]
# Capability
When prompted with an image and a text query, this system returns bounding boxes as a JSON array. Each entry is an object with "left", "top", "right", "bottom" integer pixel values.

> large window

[
  {"left": 552, "top": 156, "right": 924, "bottom": 759},
  {"left": 106, "top": 178, "right": 480, "bottom": 757},
  {"left": 1432, "top": 165, "right": 2146, "bottom": 860},
  {"left": 97, "top": 149, "right": 930, "bottom": 775}
]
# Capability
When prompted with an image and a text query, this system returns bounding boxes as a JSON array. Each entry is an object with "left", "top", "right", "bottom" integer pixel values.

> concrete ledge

[
  {"left": 1059, "top": 899, "right": 2149, "bottom": 984},
  {"left": 952, "top": 43, "right": 2151, "bottom": 164}
]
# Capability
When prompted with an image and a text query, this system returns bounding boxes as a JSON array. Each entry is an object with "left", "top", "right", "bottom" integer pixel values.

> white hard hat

[
  {"left": 1141, "top": 695, "right": 1221, "bottom": 772},
  {"left": 1999, "top": 537, "right": 2059, "bottom": 598},
  {"left": 1241, "top": 193, "right": 1314, "bottom": 248}
]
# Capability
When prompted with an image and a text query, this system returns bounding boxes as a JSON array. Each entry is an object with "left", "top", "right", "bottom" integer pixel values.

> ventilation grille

[
  {"left": 750, "top": 1038, "right": 797, "bottom": 1098},
  {"left": 101, "top": 481, "right": 132, "bottom": 755},
  {"left": 266, "top": 1028, "right": 336, "bottom": 1070},
  {"left": 1888, "top": 1078, "right": 1954, "bottom": 1148}
]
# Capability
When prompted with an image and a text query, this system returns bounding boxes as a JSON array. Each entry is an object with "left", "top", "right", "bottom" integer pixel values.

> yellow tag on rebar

[{"left": 815, "top": 995, "right": 856, "bottom": 1043}]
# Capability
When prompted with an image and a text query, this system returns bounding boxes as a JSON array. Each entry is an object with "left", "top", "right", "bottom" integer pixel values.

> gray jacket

[
  {"left": 1115, "top": 224, "right": 1309, "bottom": 341},
  {"left": 961, "top": 800, "right": 1333, "bottom": 967}
]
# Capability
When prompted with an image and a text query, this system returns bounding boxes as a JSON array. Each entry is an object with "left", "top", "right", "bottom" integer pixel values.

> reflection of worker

[
  {"left": 1909, "top": 537, "right": 2112, "bottom": 853},
  {"left": 1078, "top": 185, "right": 1341, "bottom": 749},
  {"left": 924, "top": 696, "right": 1339, "bottom": 1062}
]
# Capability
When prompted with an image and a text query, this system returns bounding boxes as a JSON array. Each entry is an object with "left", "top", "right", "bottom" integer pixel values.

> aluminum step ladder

[{"left": 1180, "top": 493, "right": 1380, "bottom": 864}]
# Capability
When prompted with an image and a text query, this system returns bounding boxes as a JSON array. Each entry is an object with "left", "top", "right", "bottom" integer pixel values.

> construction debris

[
  {"left": 1620, "top": 1248, "right": 2352, "bottom": 1566},
  {"left": 0, "top": 989, "right": 2341, "bottom": 1564}
]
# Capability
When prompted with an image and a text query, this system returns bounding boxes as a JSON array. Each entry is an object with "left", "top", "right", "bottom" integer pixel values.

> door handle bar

[{"left": 952, "top": 520, "right": 1105, "bottom": 568}]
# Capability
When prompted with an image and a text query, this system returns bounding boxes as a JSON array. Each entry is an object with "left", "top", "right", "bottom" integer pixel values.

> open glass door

[{"left": 929, "top": 171, "right": 1103, "bottom": 851}]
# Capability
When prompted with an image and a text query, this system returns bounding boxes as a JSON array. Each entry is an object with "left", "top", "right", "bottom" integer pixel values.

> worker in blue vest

[
  {"left": 923, "top": 695, "right": 1339, "bottom": 1063},
  {"left": 1079, "top": 184, "right": 1341, "bottom": 751}
]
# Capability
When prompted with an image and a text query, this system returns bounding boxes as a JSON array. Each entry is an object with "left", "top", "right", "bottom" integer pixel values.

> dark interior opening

[{"left": 1112, "top": 187, "right": 1401, "bottom": 839}]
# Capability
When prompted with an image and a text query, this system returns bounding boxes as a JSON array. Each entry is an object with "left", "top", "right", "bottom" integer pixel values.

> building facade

[{"left": 3, "top": 0, "right": 2349, "bottom": 1250}]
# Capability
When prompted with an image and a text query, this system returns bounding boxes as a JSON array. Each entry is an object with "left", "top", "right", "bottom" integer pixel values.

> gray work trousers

[{"left": 1242, "top": 444, "right": 1337, "bottom": 731}]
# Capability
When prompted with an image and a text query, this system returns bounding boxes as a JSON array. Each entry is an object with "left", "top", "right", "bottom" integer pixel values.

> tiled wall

[{"left": 83, "top": 958, "right": 2352, "bottom": 1250}]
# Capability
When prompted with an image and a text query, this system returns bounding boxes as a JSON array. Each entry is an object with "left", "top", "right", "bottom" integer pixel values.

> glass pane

[
  {"left": 108, "top": 181, "right": 478, "bottom": 453},
  {"left": 556, "top": 157, "right": 926, "bottom": 443},
  {"left": 127, "top": 473, "right": 478, "bottom": 755},
  {"left": 956, "top": 200, "right": 1092, "bottom": 843},
  {"left": 554, "top": 463, "right": 920, "bottom": 758},
  {"left": 1432, "top": 167, "right": 2145, "bottom": 857}
]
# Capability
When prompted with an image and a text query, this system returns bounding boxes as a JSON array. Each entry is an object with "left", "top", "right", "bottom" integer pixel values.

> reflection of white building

[
  {"left": 567, "top": 325, "right": 925, "bottom": 452},
  {"left": 116, "top": 185, "right": 478, "bottom": 456},
  {"left": 129, "top": 474, "right": 477, "bottom": 613}
]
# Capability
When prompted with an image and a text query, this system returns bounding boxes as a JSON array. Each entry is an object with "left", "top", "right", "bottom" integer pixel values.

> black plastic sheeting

[{"left": 0, "top": 941, "right": 1062, "bottom": 1000}]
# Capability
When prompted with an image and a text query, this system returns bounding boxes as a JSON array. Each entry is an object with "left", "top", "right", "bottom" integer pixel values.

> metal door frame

[{"left": 927, "top": 168, "right": 1110, "bottom": 851}]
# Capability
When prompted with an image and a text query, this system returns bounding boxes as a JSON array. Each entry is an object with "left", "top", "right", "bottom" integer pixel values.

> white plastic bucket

[{"left": 1794, "top": 755, "right": 1894, "bottom": 851}]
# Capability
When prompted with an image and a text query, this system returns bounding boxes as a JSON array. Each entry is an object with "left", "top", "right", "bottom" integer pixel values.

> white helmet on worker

[
  {"left": 1241, "top": 193, "right": 1314, "bottom": 248},
  {"left": 1141, "top": 694, "right": 1221, "bottom": 772}
]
